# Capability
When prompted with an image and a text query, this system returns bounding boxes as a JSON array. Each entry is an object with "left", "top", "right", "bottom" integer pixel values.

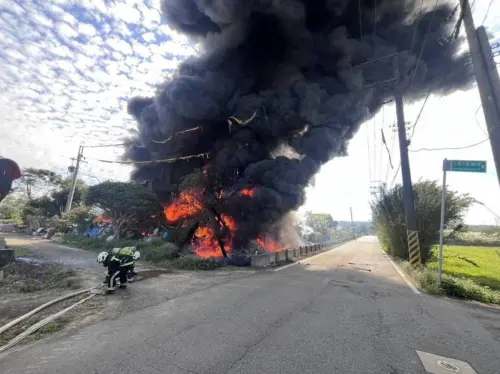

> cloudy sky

[{"left": 1, "top": 0, "right": 499, "bottom": 224}]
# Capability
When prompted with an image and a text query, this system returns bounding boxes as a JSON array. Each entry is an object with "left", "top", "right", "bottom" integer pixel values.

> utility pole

[
  {"left": 461, "top": 0, "right": 500, "bottom": 187},
  {"left": 394, "top": 56, "right": 421, "bottom": 266},
  {"left": 65, "top": 146, "right": 84, "bottom": 213}
]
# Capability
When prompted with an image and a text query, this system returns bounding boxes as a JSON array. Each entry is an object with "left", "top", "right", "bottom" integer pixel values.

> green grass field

[{"left": 427, "top": 245, "right": 500, "bottom": 290}]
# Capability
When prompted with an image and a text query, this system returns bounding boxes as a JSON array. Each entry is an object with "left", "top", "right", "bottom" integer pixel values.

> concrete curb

[{"left": 250, "top": 237, "right": 358, "bottom": 268}]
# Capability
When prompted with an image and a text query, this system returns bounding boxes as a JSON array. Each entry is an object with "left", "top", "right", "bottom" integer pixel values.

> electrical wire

[
  {"left": 408, "top": 138, "right": 489, "bottom": 152},
  {"left": 86, "top": 152, "right": 211, "bottom": 165},
  {"left": 480, "top": 0, "right": 496, "bottom": 25},
  {"left": 83, "top": 126, "right": 203, "bottom": 149},
  {"left": 475, "top": 104, "right": 489, "bottom": 136},
  {"left": 473, "top": 199, "right": 500, "bottom": 221},
  {"left": 390, "top": 162, "right": 401, "bottom": 187}
]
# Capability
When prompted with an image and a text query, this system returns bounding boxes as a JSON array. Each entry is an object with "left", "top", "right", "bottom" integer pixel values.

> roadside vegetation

[
  {"left": 59, "top": 233, "right": 219, "bottom": 270},
  {"left": 372, "top": 181, "right": 500, "bottom": 305}
]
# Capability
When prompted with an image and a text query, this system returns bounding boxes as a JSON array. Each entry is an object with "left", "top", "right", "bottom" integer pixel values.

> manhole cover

[{"left": 436, "top": 360, "right": 461, "bottom": 373}]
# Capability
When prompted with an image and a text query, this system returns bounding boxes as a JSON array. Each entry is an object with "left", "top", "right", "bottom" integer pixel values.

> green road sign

[{"left": 446, "top": 160, "right": 487, "bottom": 173}]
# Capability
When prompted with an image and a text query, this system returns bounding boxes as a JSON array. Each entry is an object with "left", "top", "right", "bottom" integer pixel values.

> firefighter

[{"left": 97, "top": 247, "right": 140, "bottom": 291}]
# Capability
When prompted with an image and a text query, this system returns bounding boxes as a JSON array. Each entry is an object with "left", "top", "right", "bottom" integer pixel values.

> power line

[
  {"left": 408, "top": 137, "right": 489, "bottom": 152},
  {"left": 480, "top": 0, "right": 496, "bottom": 25},
  {"left": 390, "top": 162, "right": 401, "bottom": 187},
  {"left": 83, "top": 126, "right": 204, "bottom": 149},
  {"left": 86, "top": 152, "right": 211, "bottom": 165},
  {"left": 475, "top": 104, "right": 489, "bottom": 135}
]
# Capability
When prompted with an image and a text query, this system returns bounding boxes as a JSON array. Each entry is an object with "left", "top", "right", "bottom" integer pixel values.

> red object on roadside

[{"left": 0, "top": 158, "right": 21, "bottom": 203}]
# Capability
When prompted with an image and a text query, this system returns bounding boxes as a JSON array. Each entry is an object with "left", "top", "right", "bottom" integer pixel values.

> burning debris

[{"left": 125, "top": 0, "right": 472, "bottom": 258}]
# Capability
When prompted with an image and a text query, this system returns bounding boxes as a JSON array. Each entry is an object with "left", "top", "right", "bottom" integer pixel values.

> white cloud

[
  {"left": 110, "top": 1, "right": 142, "bottom": 24},
  {"left": 78, "top": 23, "right": 97, "bottom": 37},
  {"left": 142, "top": 32, "right": 156, "bottom": 42},
  {"left": 56, "top": 22, "right": 78, "bottom": 39}
]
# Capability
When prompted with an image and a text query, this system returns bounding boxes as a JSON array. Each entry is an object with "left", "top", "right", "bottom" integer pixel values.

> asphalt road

[{"left": 2, "top": 237, "right": 500, "bottom": 374}]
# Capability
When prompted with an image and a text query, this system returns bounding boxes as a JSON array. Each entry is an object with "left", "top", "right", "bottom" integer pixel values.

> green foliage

[
  {"left": 84, "top": 181, "right": 163, "bottom": 239},
  {"left": 372, "top": 181, "right": 471, "bottom": 263},
  {"left": 427, "top": 245, "right": 500, "bottom": 290},
  {"left": 50, "top": 179, "right": 86, "bottom": 212},
  {"left": 14, "top": 168, "right": 63, "bottom": 200},
  {"left": 0, "top": 195, "right": 27, "bottom": 224},
  {"left": 304, "top": 212, "right": 337, "bottom": 242},
  {"left": 141, "top": 242, "right": 181, "bottom": 263},
  {"left": 62, "top": 206, "right": 96, "bottom": 233},
  {"left": 402, "top": 262, "right": 500, "bottom": 305}
]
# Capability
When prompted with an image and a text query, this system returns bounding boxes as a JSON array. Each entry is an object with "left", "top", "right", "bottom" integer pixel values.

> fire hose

[
  {"left": 0, "top": 294, "right": 97, "bottom": 353},
  {"left": 0, "top": 286, "right": 100, "bottom": 353}
]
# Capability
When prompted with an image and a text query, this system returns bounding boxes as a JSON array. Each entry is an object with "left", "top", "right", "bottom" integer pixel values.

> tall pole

[
  {"left": 350, "top": 206, "right": 355, "bottom": 237},
  {"left": 65, "top": 146, "right": 84, "bottom": 213},
  {"left": 438, "top": 159, "right": 448, "bottom": 283},
  {"left": 394, "top": 56, "right": 421, "bottom": 265},
  {"left": 461, "top": 0, "right": 500, "bottom": 187}
]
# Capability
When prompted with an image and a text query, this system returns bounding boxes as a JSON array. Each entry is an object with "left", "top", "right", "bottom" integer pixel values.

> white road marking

[
  {"left": 380, "top": 249, "right": 421, "bottom": 294},
  {"left": 273, "top": 241, "right": 353, "bottom": 272}
]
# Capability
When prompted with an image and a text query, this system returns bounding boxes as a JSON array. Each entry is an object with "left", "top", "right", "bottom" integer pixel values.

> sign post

[{"left": 438, "top": 159, "right": 487, "bottom": 282}]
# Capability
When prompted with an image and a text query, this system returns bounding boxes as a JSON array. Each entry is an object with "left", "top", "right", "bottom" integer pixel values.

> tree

[
  {"left": 371, "top": 180, "right": 472, "bottom": 263},
  {"left": 0, "top": 195, "right": 27, "bottom": 224},
  {"left": 304, "top": 212, "right": 337, "bottom": 242},
  {"left": 14, "top": 168, "right": 63, "bottom": 201},
  {"left": 51, "top": 178, "right": 86, "bottom": 212},
  {"left": 84, "top": 181, "right": 163, "bottom": 239},
  {"left": 62, "top": 206, "right": 96, "bottom": 233}
]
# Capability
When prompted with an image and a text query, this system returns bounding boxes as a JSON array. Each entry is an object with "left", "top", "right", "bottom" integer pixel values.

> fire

[
  {"left": 221, "top": 214, "right": 237, "bottom": 232},
  {"left": 193, "top": 214, "right": 237, "bottom": 258},
  {"left": 240, "top": 188, "right": 256, "bottom": 197},
  {"left": 257, "top": 235, "right": 284, "bottom": 253},
  {"left": 193, "top": 226, "right": 223, "bottom": 258},
  {"left": 164, "top": 189, "right": 203, "bottom": 222}
]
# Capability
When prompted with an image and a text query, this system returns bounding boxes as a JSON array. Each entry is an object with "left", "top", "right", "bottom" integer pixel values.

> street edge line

[
  {"left": 274, "top": 239, "right": 357, "bottom": 272},
  {"left": 381, "top": 249, "right": 421, "bottom": 295}
]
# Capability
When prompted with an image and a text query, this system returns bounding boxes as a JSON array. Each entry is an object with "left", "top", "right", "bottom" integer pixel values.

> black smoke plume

[{"left": 126, "top": 0, "right": 471, "bottom": 251}]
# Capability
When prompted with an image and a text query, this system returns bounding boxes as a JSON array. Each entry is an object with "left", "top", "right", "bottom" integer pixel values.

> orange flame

[
  {"left": 193, "top": 215, "right": 237, "bottom": 258},
  {"left": 164, "top": 189, "right": 203, "bottom": 222},
  {"left": 257, "top": 235, "right": 284, "bottom": 253},
  {"left": 240, "top": 188, "right": 256, "bottom": 197}
]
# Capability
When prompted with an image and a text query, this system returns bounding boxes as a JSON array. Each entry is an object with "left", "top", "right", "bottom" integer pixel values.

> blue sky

[{"left": 1, "top": 0, "right": 499, "bottom": 224}]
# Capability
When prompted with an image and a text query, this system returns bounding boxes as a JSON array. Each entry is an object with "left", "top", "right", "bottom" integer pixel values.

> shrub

[
  {"left": 141, "top": 242, "right": 181, "bottom": 263},
  {"left": 402, "top": 261, "right": 500, "bottom": 305},
  {"left": 371, "top": 181, "right": 471, "bottom": 263}
]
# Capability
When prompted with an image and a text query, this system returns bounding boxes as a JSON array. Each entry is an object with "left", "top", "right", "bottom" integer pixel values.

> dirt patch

[{"left": 1, "top": 259, "right": 81, "bottom": 293}]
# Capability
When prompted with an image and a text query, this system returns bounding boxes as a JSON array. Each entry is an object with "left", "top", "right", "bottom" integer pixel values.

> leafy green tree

[
  {"left": 51, "top": 179, "right": 86, "bottom": 212},
  {"left": 62, "top": 206, "right": 96, "bottom": 233},
  {"left": 14, "top": 168, "right": 63, "bottom": 201},
  {"left": 0, "top": 195, "right": 27, "bottom": 224},
  {"left": 371, "top": 180, "right": 472, "bottom": 263},
  {"left": 84, "top": 181, "right": 162, "bottom": 239},
  {"left": 304, "top": 212, "right": 337, "bottom": 241}
]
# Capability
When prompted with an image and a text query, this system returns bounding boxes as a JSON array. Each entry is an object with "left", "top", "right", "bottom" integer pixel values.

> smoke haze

[{"left": 126, "top": 0, "right": 471, "bottom": 251}]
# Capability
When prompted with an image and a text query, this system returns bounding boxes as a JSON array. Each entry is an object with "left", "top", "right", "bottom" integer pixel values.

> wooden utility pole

[
  {"left": 65, "top": 146, "right": 84, "bottom": 213},
  {"left": 393, "top": 56, "right": 421, "bottom": 266},
  {"left": 461, "top": 0, "right": 500, "bottom": 187}
]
